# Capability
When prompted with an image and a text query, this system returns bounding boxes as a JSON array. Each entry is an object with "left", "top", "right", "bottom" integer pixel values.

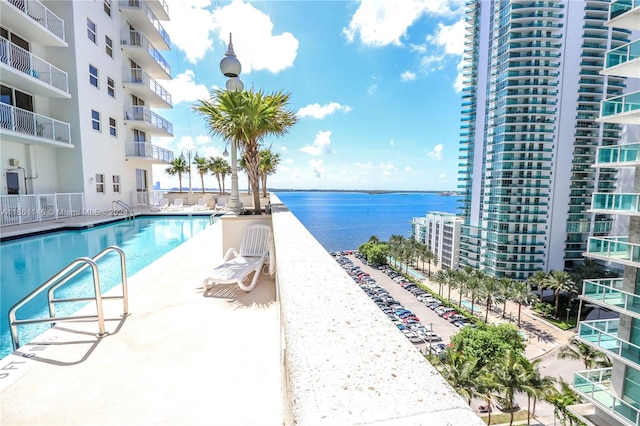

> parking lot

[{"left": 333, "top": 253, "right": 466, "bottom": 355}]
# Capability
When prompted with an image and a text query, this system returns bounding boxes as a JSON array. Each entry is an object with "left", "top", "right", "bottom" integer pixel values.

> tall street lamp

[
  {"left": 220, "top": 33, "right": 244, "bottom": 215},
  {"left": 181, "top": 148, "right": 198, "bottom": 193}
]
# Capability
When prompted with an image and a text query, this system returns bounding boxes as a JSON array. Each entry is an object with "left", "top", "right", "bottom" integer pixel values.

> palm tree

[
  {"left": 194, "top": 89, "right": 298, "bottom": 214},
  {"left": 436, "top": 350, "right": 479, "bottom": 405},
  {"left": 570, "top": 258, "right": 606, "bottom": 294},
  {"left": 164, "top": 156, "right": 189, "bottom": 193},
  {"left": 558, "top": 338, "right": 611, "bottom": 369},
  {"left": 475, "top": 371, "right": 498, "bottom": 425},
  {"left": 544, "top": 270, "right": 577, "bottom": 318},
  {"left": 433, "top": 269, "right": 447, "bottom": 297},
  {"left": 510, "top": 281, "right": 537, "bottom": 326},
  {"left": 498, "top": 278, "right": 514, "bottom": 319},
  {"left": 368, "top": 235, "right": 380, "bottom": 244},
  {"left": 527, "top": 270, "right": 548, "bottom": 303},
  {"left": 444, "top": 268, "right": 458, "bottom": 301},
  {"left": 546, "top": 378, "right": 582, "bottom": 426},
  {"left": 258, "top": 148, "right": 280, "bottom": 197},
  {"left": 388, "top": 235, "right": 405, "bottom": 268},
  {"left": 465, "top": 270, "right": 484, "bottom": 316},
  {"left": 423, "top": 248, "right": 436, "bottom": 276},
  {"left": 193, "top": 156, "right": 210, "bottom": 194},
  {"left": 522, "top": 358, "right": 555, "bottom": 426},
  {"left": 479, "top": 276, "right": 501, "bottom": 323},
  {"left": 208, "top": 156, "right": 229, "bottom": 195},
  {"left": 491, "top": 350, "right": 530, "bottom": 426}
]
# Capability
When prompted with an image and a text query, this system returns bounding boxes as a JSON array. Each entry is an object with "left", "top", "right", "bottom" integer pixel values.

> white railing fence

[{"left": 1, "top": 193, "right": 84, "bottom": 226}]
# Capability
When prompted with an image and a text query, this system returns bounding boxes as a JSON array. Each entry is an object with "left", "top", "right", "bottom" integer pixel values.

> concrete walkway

[{"left": 0, "top": 221, "right": 283, "bottom": 426}]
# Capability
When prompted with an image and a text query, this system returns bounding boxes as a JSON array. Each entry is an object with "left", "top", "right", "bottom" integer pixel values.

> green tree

[
  {"left": 558, "top": 338, "right": 611, "bottom": 369},
  {"left": 444, "top": 268, "right": 458, "bottom": 302},
  {"left": 491, "top": 350, "right": 530, "bottom": 426},
  {"left": 164, "top": 156, "right": 189, "bottom": 193},
  {"left": 527, "top": 270, "right": 548, "bottom": 303},
  {"left": 450, "top": 323, "right": 526, "bottom": 370},
  {"left": 258, "top": 148, "right": 280, "bottom": 197},
  {"left": 546, "top": 378, "right": 583, "bottom": 426},
  {"left": 368, "top": 235, "right": 380, "bottom": 244},
  {"left": 436, "top": 349, "right": 479, "bottom": 405},
  {"left": 208, "top": 156, "right": 229, "bottom": 195},
  {"left": 465, "top": 270, "right": 484, "bottom": 316},
  {"left": 544, "top": 270, "right": 577, "bottom": 318},
  {"left": 498, "top": 277, "right": 514, "bottom": 319},
  {"left": 195, "top": 89, "right": 297, "bottom": 214},
  {"left": 357, "top": 241, "right": 389, "bottom": 265},
  {"left": 510, "top": 281, "right": 537, "bottom": 326},
  {"left": 479, "top": 276, "right": 501, "bottom": 323},
  {"left": 193, "top": 156, "right": 211, "bottom": 194},
  {"left": 433, "top": 269, "right": 447, "bottom": 297}
]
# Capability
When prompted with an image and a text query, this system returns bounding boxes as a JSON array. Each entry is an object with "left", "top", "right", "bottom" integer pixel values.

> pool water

[
  {"left": 0, "top": 216, "right": 210, "bottom": 359},
  {"left": 461, "top": 300, "right": 483, "bottom": 312}
]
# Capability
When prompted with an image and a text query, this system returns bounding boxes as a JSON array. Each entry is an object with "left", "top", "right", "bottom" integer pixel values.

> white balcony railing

[
  {"left": 118, "top": 0, "right": 170, "bottom": 48},
  {"left": 123, "top": 68, "right": 172, "bottom": 106},
  {"left": 0, "top": 193, "right": 84, "bottom": 226},
  {"left": 0, "top": 103, "right": 71, "bottom": 144},
  {"left": 120, "top": 30, "right": 171, "bottom": 77},
  {"left": 124, "top": 106, "right": 173, "bottom": 135},
  {"left": 0, "top": 38, "right": 69, "bottom": 93},
  {"left": 126, "top": 141, "right": 174, "bottom": 162},
  {"left": 6, "top": 0, "right": 65, "bottom": 42}
]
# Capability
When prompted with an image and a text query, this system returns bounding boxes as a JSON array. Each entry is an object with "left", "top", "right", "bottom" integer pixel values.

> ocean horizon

[{"left": 274, "top": 191, "right": 460, "bottom": 253}]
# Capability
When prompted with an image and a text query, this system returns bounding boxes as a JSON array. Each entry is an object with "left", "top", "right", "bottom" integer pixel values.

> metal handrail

[
  {"left": 8, "top": 246, "right": 129, "bottom": 351},
  {"left": 112, "top": 200, "right": 134, "bottom": 220}
]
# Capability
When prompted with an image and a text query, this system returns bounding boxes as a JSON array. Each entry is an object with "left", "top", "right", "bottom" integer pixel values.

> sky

[{"left": 153, "top": 0, "right": 467, "bottom": 191}]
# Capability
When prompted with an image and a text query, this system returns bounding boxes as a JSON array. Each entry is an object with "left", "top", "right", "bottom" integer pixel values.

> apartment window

[
  {"left": 103, "top": 0, "right": 111, "bottom": 16},
  {"left": 96, "top": 174, "right": 104, "bottom": 193},
  {"left": 109, "top": 117, "right": 116, "bottom": 136},
  {"left": 89, "top": 64, "right": 98, "bottom": 88},
  {"left": 112, "top": 175, "right": 120, "bottom": 193},
  {"left": 107, "top": 77, "right": 115, "bottom": 97},
  {"left": 91, "top": 110, "right": 100, "bottom": 131},
  {"left": 105, "top": 35, "right": 113, "bottom": 57},
  {"left": 87, "top": 18, "right": 96, "bottom": 43}
]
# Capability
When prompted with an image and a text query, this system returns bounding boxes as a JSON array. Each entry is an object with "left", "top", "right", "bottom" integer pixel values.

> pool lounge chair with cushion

[
  {"left": 204, "top": 224, "right": 274, "bottom": 292},
  {"left": 167, "top": 198, "right": 183, "bottom": 211},
  {"left": 214, "top": 197, "right": 227, "bottom": 211},
  {"left": 193, "top": 198, "right": 208, "bottom": 211}
]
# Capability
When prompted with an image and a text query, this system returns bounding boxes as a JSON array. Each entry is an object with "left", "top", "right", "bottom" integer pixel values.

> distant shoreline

[{"left": 159, "top": 188, "right": 459, "bottom": 195}]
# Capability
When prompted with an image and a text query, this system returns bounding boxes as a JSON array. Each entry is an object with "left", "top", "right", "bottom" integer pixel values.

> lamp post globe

[{"left": 220, "top": 32, "right": 244, "bottom": 215}]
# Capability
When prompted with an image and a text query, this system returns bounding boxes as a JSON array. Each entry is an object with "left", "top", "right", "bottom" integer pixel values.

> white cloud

[
  {"left": 439, "top": 174, "right": 447, "bottom": 179},
  {"left": 285, "top": 158, "right": 293, "bottom": 164},
  {"left": 165, "top": 0, "right": 298, "bottom": 73},
  {"left": 429, "top": 19, "right": 465, "bottom": 56},
  {"left": 300, "top": 131, "right": 333, "bottom": 156},
  {"left": 400, "top": 71, "right": 416, "bottom": 81},
  {"left": 427, "top": 143, "right": 444, "bottom": 161},
  {"left": 367, "top": 83, "right": 378, "bottom": 95},
  {"left": 343, "top": 0, "right": 459, "bottom": 47},
  {"left": 405, "top": 166, "right": 415, "bottom": 173},
  {"left": 309, "top": 159, "right": 325, "bottom": 179},
  {"left": 297, "top": 102, "right": 352, "bottom": 119},
  {"left": 279, "top": 146, "right": 288, "bottom": 153},
  {"left": 390, "top": 139, "right": 395, "bottom": 147},
  {"left": 164, "top": 0, "right": 215, "bottom": 63},
  {"left": 379, "top": 161, "right": 397, "bottom": 172},
  {"left": 355, "top": 161, "right": 373, "bottom": 169},
  {"left": 211, "top": 0, "right": 298, "bottom": 73},
  {"left": 163, "top": 70, "right": 210, "bottom": 104}
]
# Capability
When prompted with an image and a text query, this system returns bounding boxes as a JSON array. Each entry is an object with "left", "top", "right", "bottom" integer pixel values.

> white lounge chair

[
  {"left": 204, "top": 224, "right": 273, "bottom": 292},
  {"left": 167, "top": 198, "right": 183, "bottom": 211},
  {"left": 214, "top": 198, "right": 227, "bottom": 211},
  {"left": 158, "top": 198, "right": 169, "bottom": 211},
  {"left": 193, "top": 198, "right": 208, "bottom": 211}
]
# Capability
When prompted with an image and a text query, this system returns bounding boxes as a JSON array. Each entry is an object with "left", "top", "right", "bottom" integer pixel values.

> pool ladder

[
  {"left": 8, "top": 246, "right": 130, "bottom": 351},
  {"left": 112, "top": 200, "right": 134, "bottom": 220}
]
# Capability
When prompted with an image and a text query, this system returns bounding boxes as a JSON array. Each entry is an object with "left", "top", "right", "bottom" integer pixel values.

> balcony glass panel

[
  {"left": 0, "top": 103, "right": 71, "bottom": 144},
  {"left": 587, "top": 236, "right": 640, "bottom": 263},
  {"left": 0, "top": 38, "right": 68, "bottom": 93},
  {"left": 126, "top": 142, "right": 174, "bottom": 162},
  {"left": 606, "top": 39, "right": 640, "bottom": 69},
  {"left": 124, "top": 106, "right": 173, "bottom": 135},
  {"left": 592, "top": 193, "right": 640, "bottom": 213},
  {"left": 578, "top": 319, "right": 640, "bottom": 368},
  {"left": 583, "top": 279, "right": 640, "bottom": 316},
  {"left": 573, "top": 368, "right": 640, "bottom": 426},
  {"left": 118, "top": 0, "right": 170, "bottom": 47},
  {"left": 121, "top": 30, "right": 170, "bottom": 77},
  {"left": 124, "top": 68, "right": 171, "bottom": 106},
  {"left": 601, "top": 92, "right": 640, "bottom": 117},
  {"left": 597, "top": 143, "right": 640, "bottom": 165}
]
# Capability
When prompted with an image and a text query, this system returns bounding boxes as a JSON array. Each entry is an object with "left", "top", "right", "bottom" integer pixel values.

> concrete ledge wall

[{"left": 270, "top": 195, "right": 485, "bottom": 426}]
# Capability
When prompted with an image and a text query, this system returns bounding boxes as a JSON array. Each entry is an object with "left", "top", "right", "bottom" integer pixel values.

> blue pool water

[
  {"left": 461, "top": 300, "right": 483, "bottom": 312},
  {"left": 0, "top": 216, "right": 210, "bottom": 360}
]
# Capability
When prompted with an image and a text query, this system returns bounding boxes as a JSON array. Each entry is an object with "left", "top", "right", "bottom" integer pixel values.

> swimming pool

[
  {"left": 461, "top": 300, "right": 483, "bottom": 313},
  {"left": 0, "top": 216, "right": 210, "bottom": 360}
]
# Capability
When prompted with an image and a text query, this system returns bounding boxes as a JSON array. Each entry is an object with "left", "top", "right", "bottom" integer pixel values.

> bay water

[{"left": 274, "top": 191, "right": 460, "bottom": 252}]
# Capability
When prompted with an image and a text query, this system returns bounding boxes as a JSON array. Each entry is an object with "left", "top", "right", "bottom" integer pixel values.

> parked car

[
  {"left": 442, "top": 311, "right": 459, "bottom": 320},
  {"left": 478, "top": 404, "right": 492, "bottom": 413},
  {"left": 447, "top": 314, "right": 465, "bottom": 323},
  {"left": 495, "top": 398, "right": 520, "bottom": 412}
]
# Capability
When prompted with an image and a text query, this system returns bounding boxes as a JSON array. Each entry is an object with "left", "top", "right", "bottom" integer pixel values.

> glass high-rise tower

[{"left": 458, "top": 0, "right": 630, "bottom": 279}]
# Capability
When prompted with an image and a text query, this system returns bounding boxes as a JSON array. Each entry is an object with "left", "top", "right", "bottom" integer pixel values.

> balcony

[
  {"left": 577, "top": 319, "right": 640, "bottom": 369},
  {"left": 595, "top": 143, "right": 640, "bottom": 167},
  {"left": 0, "top": 38, "right": 69, "bottom": 98},
  {"left": 591, "top": 193, "right": 640, "bottom": 215},
  {"left": 0, "top": 103, "right": 71, "bottom": 147},
  {"left": 147, "top": 0, "right": 169, "bottom": 21},
  {"left": 598, "top": 91, "right": 640, "bottom": 124},
  {"left": 0, "top": 0, "right": 66, "bottom": 47},
  {"left": 125, "top": 141, "right": 174, "bottom": 163},
  {"left": 118, "top": 1, "right": 170, "bottom": 50},
  {"left": 573, "top": 368, "right": 640, "bottom": 426},
  {"left": 122, "top": 68, "right": 171, "bottom": 108},
  {"left": 602, "top": 39, "right": 640, "bottom": 78},
  {"left": 609, "top": 0, "right": 640, "bottom": 31},
  {"left": 585, "top": 236, "right": 640, "bottom": 267},
  {"left": 120, "top": 30, "right": 171, "bottom": 79},
  {"left": 581, "top": 279, "right": 640, "bottom": 320},
  {"left": 124, "top": 106, "right": 172, "bottom": 136}
]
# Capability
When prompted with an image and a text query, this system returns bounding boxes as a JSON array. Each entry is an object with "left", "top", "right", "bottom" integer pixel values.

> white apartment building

[
  {"left": 411, "top": 211, "right": 462, "bottom": 270},
  {"left": 458, "top": 0, "right": 631, "bottom": 280},
  {"left": 0, "top": 0, "right": 173, "bottom": 223}
]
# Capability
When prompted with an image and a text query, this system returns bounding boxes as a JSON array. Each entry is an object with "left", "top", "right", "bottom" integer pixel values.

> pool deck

[{"left": 0, "top": 215, "right": 283, "bottom": 425}]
